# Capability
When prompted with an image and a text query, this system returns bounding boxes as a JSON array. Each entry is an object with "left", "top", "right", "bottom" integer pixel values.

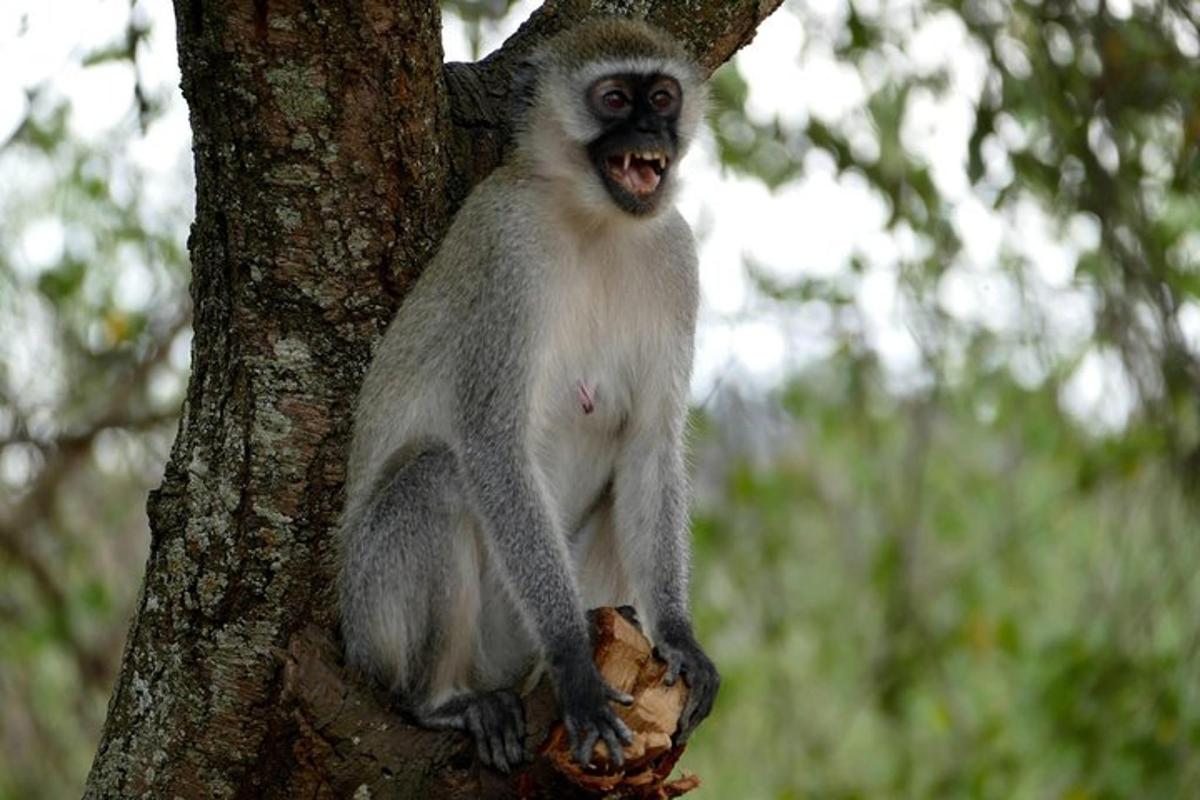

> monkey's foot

[{"left": 420, "top": 690, "right": 527, "bottom": 773}]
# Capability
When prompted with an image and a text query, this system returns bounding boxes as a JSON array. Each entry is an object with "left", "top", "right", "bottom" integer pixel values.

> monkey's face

[
  {"left": 583, "top": 73, "right": 683, "bottom": 217},
  {"left": 518, "top": 24, "right": 706, "bottom": 220}
]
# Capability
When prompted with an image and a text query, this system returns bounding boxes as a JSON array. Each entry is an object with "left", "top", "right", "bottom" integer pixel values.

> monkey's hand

[
  {"left": 654, "top": 625, "right": 720, "bottom": 744},
  {"left": 554, "top": 652, "right": 635, "bottom": 767}
]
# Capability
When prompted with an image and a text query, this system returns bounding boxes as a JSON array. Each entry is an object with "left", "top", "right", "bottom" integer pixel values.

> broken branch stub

[{"left": 530, "top": 606, "right": 701, "bottom": 799}]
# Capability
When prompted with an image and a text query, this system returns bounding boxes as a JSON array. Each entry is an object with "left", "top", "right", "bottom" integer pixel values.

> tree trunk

[{"left": 85, "top": 2, "right": 780, "bottom": 797}]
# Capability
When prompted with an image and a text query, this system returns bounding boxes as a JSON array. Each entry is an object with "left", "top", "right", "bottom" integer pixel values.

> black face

[{"left": 584, "top": 73, "right": 682, "bottom": 216}]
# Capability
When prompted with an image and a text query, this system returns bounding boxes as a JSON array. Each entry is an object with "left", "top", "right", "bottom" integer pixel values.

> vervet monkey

[{"left": 338, "top": 17, "right": 718, "bottom": 773}]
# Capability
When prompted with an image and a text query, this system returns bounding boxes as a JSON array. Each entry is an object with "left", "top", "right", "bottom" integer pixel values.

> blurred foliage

[
  {"left": 2, "top": 0, "right": 1199, "bottom": 798},
  {"left": 684, "top": 363, "right": 1199, "bottom": 798},
  {"left": 691, "top": 0, "right": 1200, "bottom": 796},
  {"left": 0, "top": 8, "right": 190, "bottom": 798},
  {"left": 710, "top": 0, "right": 1200, "bottom": 480}
]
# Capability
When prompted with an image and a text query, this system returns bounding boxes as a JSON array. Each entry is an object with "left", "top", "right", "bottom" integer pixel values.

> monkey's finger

[
  {"left": 502, "top": 692, "right": 527, "bottom": 743},
  {"left": 658, "top": 645, "right": 687, "bottom": 685},
  {"left": 489, "top": 730, "right": 510, "bottom": 774},
  {"left": 483, "top": 700, "right": 512, "bottom": 773},
  {"left": 677, "top": 683, "right": 714, "bottom": 744},
  {"left": 686, "top": 706, "right": 704, "bottom": 737},
  {"left": 615, "top": 605, "right": 640, "bottom": 630},
  {"left": 696, "top": 669, "right": 719, "bottom": 721},
  {"left": 604, "top": 708, "right": 634, "bottom": 745},
  {"left": 576, "top": 726, "right": 600, "bottom": 766},
  {"left": 679, "top": 697, "right": 699, "bottom": 740},
  {"left": 465, "top": 708, "right": 491, "bottom": 766},
  {"left": 605, "top": 684, "right": 634, "bottom": 706},
  {"left": 564, "top": 717, "right": 580, "bottom": 753},
  {"left": 695, "top": 681, "right": 716, "bottom": 723},
  {"left": 502, "top": 721, "right": 524, "bottom": 767},
  {"left": 600, "top": 725, "right": 626, "bottom": 767}
]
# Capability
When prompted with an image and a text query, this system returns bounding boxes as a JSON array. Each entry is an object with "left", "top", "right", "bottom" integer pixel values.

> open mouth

[{"left": 605, "top": 150, "right": 669, "bottom": 196}]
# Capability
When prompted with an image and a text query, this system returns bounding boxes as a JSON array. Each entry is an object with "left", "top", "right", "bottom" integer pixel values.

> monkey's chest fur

[{"left": 530, "top": 245, "right": 672, "bottom": 533}]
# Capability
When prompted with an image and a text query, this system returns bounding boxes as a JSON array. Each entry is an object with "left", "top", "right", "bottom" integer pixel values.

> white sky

[{"left": 1, "top": 0, "right": 1181, "bottom": 434}]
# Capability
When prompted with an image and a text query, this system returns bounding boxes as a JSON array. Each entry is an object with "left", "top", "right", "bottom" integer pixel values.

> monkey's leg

[
  {"left": 411, "top": 540, "right": 535, "bottom": 773},
  {"left": 339, "top": 442, "right": 531, "bottom": 772}
]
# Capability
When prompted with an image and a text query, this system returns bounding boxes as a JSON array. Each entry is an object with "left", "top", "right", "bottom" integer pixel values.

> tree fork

[{"left": 85, "top": 2, "right": 780, "bottom": 797}]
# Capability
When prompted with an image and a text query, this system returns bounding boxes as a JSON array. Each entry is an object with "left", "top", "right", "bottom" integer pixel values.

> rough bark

[{"left": 85, "top": 2, "right": 781, "bottom": 798}]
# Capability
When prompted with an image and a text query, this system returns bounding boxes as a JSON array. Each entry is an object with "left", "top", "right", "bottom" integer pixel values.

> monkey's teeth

[{"left": 608, "top": 150, "right": 667, "bottom": 193}]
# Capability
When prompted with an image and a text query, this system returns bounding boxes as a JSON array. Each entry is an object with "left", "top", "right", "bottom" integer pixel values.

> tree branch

[
  {"left": 274, "top": 627, "right": 562, "bottom": 800},
  {"left": 442, "top": 0, "right": 784, "bottom": 191}
]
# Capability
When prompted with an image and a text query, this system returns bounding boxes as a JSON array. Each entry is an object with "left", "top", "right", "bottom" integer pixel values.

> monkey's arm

[
  {"left": 612, "top": 409, "right": 692, "bottom": 641},
  {"left": 611, "top": 223, "right": 718, "bottom": 742},
  {"left": 612, "top": 388, "right": 719, "bottom": 742}
]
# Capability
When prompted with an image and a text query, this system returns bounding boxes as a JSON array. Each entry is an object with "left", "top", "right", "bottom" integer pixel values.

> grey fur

[{"left": 337, "top": 18, "right": 719, "bottom": 770}]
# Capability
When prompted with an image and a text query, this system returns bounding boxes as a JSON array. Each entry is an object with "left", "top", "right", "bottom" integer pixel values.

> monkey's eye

[
  {"left": 650, "top": 89, "right": 675, "bottom": 111},
  {"left": 602, "top": 90, "right": 631, "bottom": 111}
]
